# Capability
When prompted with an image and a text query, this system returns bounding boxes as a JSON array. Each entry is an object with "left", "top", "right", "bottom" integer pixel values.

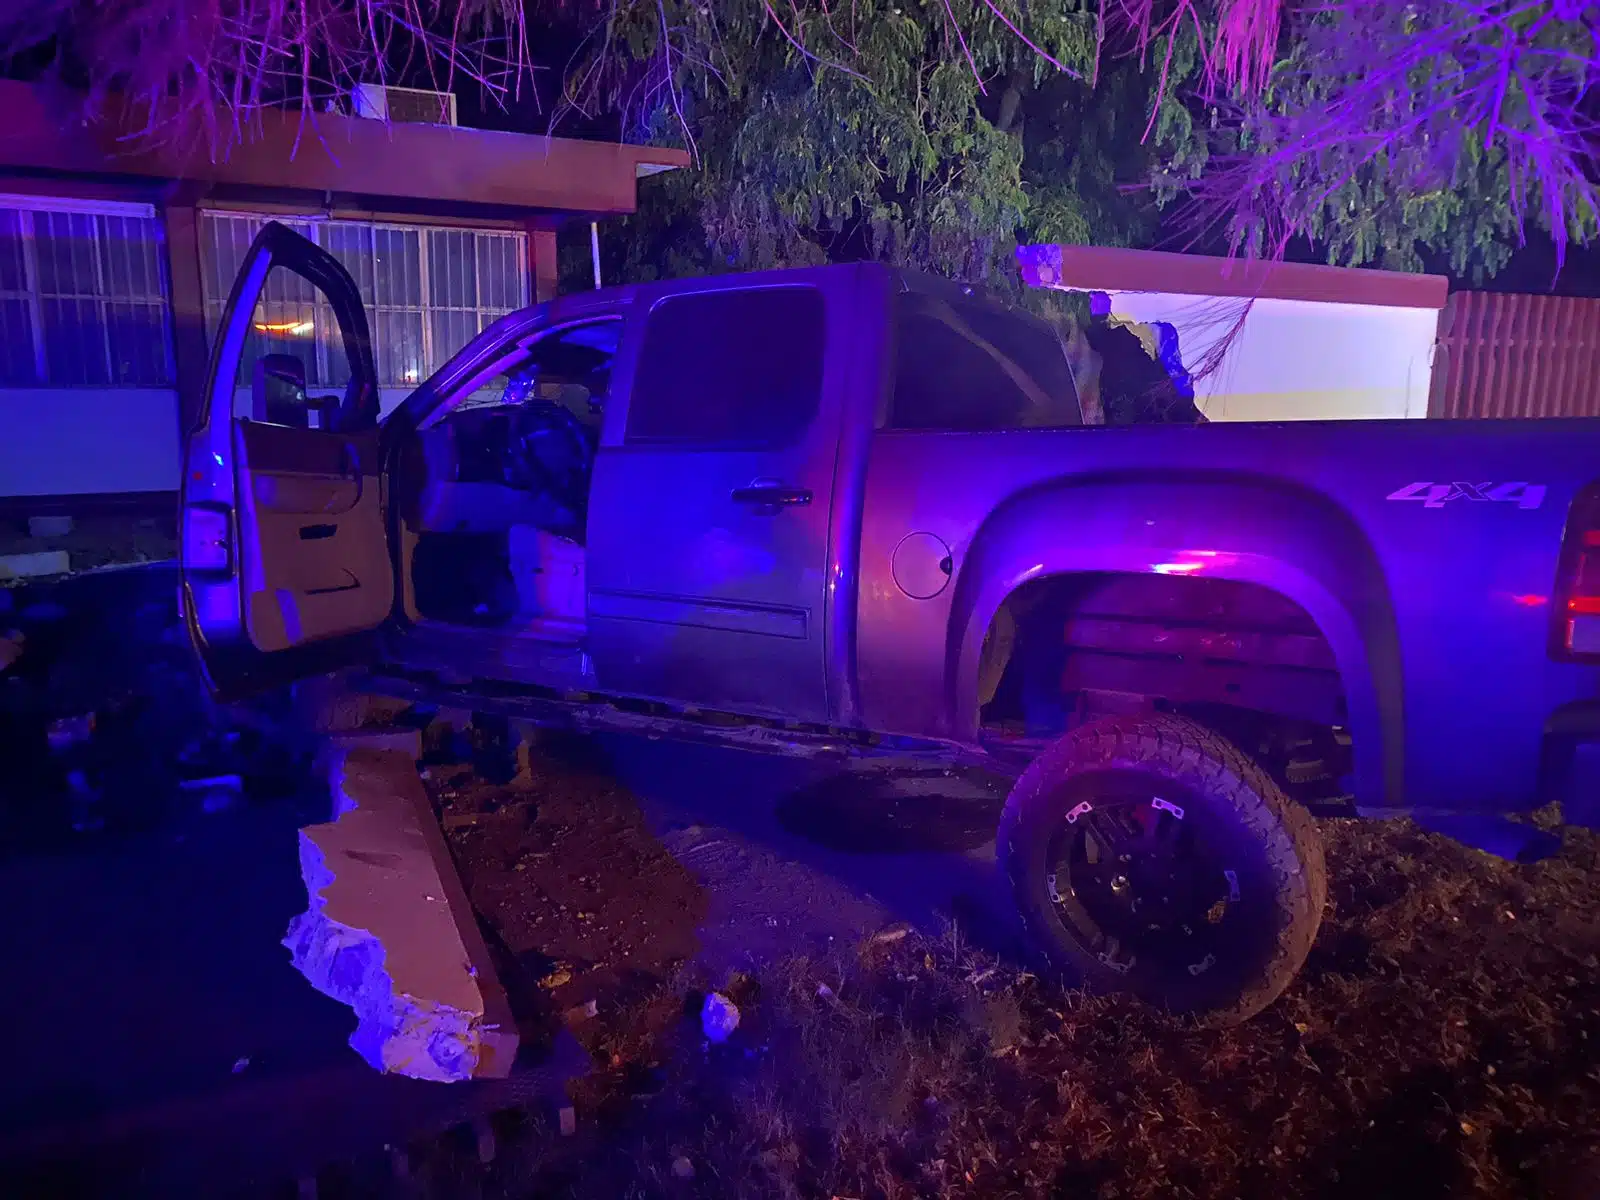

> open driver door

[{"left": 181, "top": 221, "right": 394, "bottom": 702}]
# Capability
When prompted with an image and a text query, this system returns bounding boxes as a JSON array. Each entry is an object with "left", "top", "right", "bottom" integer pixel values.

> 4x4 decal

[{"left": 1387, "top": 481, "right": 1547, "bottom": 510}]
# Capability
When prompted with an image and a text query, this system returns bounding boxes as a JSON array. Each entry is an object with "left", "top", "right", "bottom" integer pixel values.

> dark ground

[
  {"left": 412, "top": 741, "right": 1600, "bottom": 1200},
  {"left": 3, "top": 713, "right": 1598, "bottom": 1199},
  {"left": 1, "top": 563, "right": 1596, "bottom": 1198}
]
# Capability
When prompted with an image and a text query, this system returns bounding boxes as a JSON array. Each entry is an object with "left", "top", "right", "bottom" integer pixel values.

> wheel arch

[{"left": 947, "top": 475, "right": 1404, "bottom": 810}]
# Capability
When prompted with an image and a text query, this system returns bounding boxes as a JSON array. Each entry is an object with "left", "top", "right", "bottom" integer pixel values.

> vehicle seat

[{"left": 510, "top": 400, "right": 596, "bottom": 542}]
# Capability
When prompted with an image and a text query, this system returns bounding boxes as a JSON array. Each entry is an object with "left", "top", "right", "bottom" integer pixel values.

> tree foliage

[
  {"left": 1127, "top": 0, "right": 1600, "bottom": 278},
  {"left": 557, "top": 0, "right": 1211, "bottom": 290},
  {"left": 4, "top": 0, "right": 1597, "bottom": 285},
  {"left": 0, "top": 0, "right": 533, "bottom": 147},
  {"left": 556, "top": 1, "right": 1186, "bottom": 285}
]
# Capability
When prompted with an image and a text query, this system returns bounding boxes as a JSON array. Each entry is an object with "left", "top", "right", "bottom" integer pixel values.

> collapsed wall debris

[
  {"left": 0, "top": 561, "right": 311, "bottom": 844},
  {"left": 284, "top": 742, "right": 519, "bottom": 1082}
]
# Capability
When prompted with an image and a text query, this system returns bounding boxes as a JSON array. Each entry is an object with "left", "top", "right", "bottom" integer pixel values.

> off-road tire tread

[{"left": 998, "top": 713, "right": 1327, "bottom": 1026}]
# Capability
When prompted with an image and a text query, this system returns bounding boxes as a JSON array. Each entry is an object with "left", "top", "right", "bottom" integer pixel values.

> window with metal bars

[
  {"left": 199, "top": 212, "right": 528, "bottom": 390},
  {"left": 0, "top": 197, "right": 175, "bottom": 388}
]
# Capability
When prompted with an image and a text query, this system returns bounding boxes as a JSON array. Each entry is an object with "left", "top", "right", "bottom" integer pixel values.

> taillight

[
  {"left": 1556, "top": 489, "right": 1600, "bottom": 657},
  {"left": 183, "top": 505, "right": 233, "bottom": 573}
]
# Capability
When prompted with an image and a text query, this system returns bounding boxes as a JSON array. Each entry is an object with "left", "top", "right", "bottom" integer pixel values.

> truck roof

[{"left": 551, "top": 260, "right": 1041, "bottom": 324}]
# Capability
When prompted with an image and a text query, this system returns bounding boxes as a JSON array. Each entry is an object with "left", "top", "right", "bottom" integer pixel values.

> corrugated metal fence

[{"left": 1431, "top": 290, "right": 1600, "bottom": 418}]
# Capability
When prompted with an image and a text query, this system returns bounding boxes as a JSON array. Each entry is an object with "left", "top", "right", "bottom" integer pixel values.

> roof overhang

[
  {"left": 1017, "top": 243, "right": 1449, "bottom": 310},
  {"left": 0, "top": 80, "right": 689, "bottom": 219}
]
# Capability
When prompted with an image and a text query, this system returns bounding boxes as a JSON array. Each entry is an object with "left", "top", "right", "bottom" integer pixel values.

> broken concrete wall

[{"left": 284, "top": 746, "right": 517, "bottom": 1082}]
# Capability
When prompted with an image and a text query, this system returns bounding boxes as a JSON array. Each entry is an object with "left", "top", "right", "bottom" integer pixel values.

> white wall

[
  {"left": 1098, "top": 291, "right": 1439, "bottom": 422},
  {"left": 0, "top": 388, "right": 181, "bottom": 496}
]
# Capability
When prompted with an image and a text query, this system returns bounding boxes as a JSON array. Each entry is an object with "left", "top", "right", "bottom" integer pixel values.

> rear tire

[{"left": 998, "top": 713, "right": 1325, "bottom": 1025}]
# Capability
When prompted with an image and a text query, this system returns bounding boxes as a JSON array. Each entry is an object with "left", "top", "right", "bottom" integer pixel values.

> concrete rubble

[
  {"left": 0, "top": 629, "right": 23, "bottom": 673},
  {"left": 700, "top": 992, "right": 741, "bottom": 1043},
  {"left": 5, "top": 561, "right": 520, "bottom": 1082},
  {"left": 0, "top": 550, "right": 70, "bottom": 582},
  {"left": 283, "top": 743, "right": 519, "bottom": 1083},
  {"left": 2, "top": 561, "right": 307, "bottom": 842},
  {"left": 27, "top": 515, "right": 74, "bottom": 539}
]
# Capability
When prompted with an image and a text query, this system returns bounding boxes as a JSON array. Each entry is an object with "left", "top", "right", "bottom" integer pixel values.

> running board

[
  {"left": 385, "top": 621, "right": 595, "bottom": 692},
  {"left": 356, "top": 667, "right": 985, "bottom": 770}
]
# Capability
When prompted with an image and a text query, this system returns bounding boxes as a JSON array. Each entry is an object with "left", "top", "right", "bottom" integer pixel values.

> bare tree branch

[
  {"left": 1, "top": 0, "right": 532, "bottom": 153},
  {"left": 1115, "top": 0, "right": 1600, "bottom": 269}
]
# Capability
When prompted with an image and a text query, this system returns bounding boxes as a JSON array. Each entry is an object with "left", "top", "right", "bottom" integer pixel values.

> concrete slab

[
  {"left": 0, "top": 550, "right": 70, "bottom": 581},
  {"left": 0, "top": 792, "right": 586, "bottom": 1196},
  {"left": 322, "top": 726, "right": 425, "bottom": 767},
  {"left": 284, "top": 748, "right": 518, "bottom": 1082}
]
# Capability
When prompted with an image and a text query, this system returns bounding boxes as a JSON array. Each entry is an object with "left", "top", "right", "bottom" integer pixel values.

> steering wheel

[{"left": 507, "top": 401, "right": 596, "bottom": 518}]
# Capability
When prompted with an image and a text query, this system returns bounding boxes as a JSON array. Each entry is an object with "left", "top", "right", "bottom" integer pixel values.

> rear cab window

[
  {"left": 890, "top": 290, "right": 1081, "bottom": 430},
  {"left": 626, "top": 285, "right": 826, "bottom": 447}
]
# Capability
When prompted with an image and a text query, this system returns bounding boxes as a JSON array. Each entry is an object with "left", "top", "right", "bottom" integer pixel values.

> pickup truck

[{"left": 182, "top": 221, "right": 1600, "bottom": 1024}]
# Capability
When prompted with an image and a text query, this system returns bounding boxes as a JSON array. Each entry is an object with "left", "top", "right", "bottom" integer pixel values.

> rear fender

[{"left": 948, "top": 476, "right": 1403, "bottom": 809}]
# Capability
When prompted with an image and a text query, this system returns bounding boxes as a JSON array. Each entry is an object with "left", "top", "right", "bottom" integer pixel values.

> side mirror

[{"left": 253, "top": 353, "right": 311, "bottom": 427}]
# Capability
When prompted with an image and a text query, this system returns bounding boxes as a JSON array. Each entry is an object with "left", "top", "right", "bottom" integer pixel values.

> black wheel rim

[{"left": 1044, "top": 774, "right": 1242, "bottom": 981}]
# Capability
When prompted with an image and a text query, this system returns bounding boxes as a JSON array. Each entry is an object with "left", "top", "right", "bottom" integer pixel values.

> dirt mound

[
  {"left": 429, "top": 735, "right": 707, "bottom": 1070},
  {"left": 412, "top": 762, "right": 1599, "bottom": 1200}
]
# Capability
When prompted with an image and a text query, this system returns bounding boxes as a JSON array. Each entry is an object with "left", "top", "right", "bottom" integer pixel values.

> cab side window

[
  {"left": 626, "top": 286, "right": 826, "bottom": 447},
  {"left": 480, "top": 321, "right": 620, "bottom": 427},
  {"left": 235, "top": 263, "right": 368, "bottom": 430},
  {"left": 890, "top": 291, "right": 1081, "bottom": 431}
]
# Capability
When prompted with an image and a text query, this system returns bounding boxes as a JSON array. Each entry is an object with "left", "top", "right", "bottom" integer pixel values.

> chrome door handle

[{"left": 730, "top": 484, "right": 812, "bottom": 508}]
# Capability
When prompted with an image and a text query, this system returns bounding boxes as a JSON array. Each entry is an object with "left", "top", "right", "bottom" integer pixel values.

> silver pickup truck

[{"left": 182, "top": 222, "right": 1600, "bottom": 1024}]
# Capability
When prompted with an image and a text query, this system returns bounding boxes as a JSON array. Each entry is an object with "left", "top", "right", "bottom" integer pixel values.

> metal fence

[
  {"left": 0, "top": 196, "right": 174, "bottom": 389},
  {"left": 1431, "top": 290, "right": 1600, "bottom": 419}
]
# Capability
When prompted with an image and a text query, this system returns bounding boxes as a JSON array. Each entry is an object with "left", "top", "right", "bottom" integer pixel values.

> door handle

[
  {"left": 731, "top": 484, "right": 812, "bottom": 508},
  {"left": 313, "top": 443, "right": 363, "bottom": 515}
]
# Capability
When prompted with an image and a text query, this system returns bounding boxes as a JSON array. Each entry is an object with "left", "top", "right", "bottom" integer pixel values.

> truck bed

[{"left": 855, "top": 417, "right": 1600, "bottom": 814}]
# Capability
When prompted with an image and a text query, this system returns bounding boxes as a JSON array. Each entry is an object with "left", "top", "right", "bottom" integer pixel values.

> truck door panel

[
  {"left": 234, "top": 418, "right": 389, "bottom": 652},
  {"left": 179, "top": 221, "right": 392, "bottom": 700},
  {"left": 586, "top": 271, "right": 863, "bottom": 723}
]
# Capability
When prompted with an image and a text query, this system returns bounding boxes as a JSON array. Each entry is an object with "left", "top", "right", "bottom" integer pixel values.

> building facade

[{"left": 0, "top": 81, "right": 686, "bottom": 505}]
